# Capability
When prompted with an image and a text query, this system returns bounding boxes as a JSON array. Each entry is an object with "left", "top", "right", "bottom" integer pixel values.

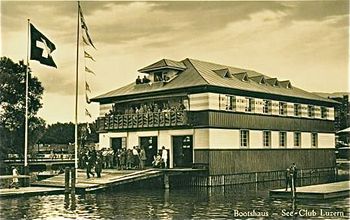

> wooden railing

[{"left": 97, "top": 111, "right": 189, "bottom": 131}]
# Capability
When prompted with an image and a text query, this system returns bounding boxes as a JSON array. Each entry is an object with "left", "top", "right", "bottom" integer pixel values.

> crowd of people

[
  {"left": 79, "top": 146, "right": 169, "bottom": 179},
  {"left": 105, "top": 100, "right": 187, "bottom": 117}
]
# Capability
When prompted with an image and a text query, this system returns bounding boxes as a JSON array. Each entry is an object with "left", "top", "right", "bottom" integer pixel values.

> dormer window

[
  {"left": 250, "top": 75, "right": 266, "bottom": 84},
  {"left": 224, "top": 72, "right": 233, "bottom": 78},
  {"left": 266, "top": 78, "right": 279, "bottom": 87},
  {"left": 280, "top": 80, "right": 293, "bottom": 89},
  {"left": 242, "top": 75, "right": 249, "bottom": 81},
  {"left": 214, "top": 68, "right": 233, "bottom": 78},
  {"left": 233, "top": 72, "right": 249, "bottom": 82}
]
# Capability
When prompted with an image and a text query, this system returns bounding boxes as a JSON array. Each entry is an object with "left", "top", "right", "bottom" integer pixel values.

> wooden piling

[
  {"left": 64, "top": 167, "right": 70, "bottom": 193},
  {"left": 291, "top": 174, "right": 295, "bottom": 199},
  {"left": 23, "top": 166, "right": 30, "bottom": 187},
  {"left": 71, "top": 167, "right": 76, "bottom": 196}
]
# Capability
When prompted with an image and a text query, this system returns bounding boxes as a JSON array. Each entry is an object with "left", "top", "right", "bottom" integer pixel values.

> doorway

[
  {"left": 139, "top": 136, "right": 158, "bottom": 166},
  {"left": 172, "top": 135, "right": 193, "bottom": 167},
  {"left": 111, "top": 138, "right": 124, "bottom": 152}
]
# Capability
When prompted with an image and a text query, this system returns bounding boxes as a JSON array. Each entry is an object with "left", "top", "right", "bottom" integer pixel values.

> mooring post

[
  {"left": 164, "top": 173, "right": 169, "bottom": 189},
  {"left": 291, "top": 174, "right": 295, "bottom": 199},
  {"left": 65, "top": 167, "right": 70, "bottom": 194},
  {"left": 71, "top": 167, "right": 76, "bottom": 196},
  {"left": 23, "top": 166, "right": 30, "bottom": 187}
]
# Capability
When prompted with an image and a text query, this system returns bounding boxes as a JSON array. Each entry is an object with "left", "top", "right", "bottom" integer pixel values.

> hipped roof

[{"left": 92, "top": 58, "right": 337, "bottom": 105}]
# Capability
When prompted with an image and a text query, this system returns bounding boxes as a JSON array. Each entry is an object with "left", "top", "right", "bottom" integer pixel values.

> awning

[{"left": 114, "top": 93, "right": 188, "bottom": 104}]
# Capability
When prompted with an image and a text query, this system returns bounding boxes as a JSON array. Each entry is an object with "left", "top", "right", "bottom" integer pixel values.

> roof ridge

[
  {"left": 162, "top": 58, "right": 168, "bottom": 66},
  {"left": 184, "top": 58, "right": 210, "bottom": 85}
]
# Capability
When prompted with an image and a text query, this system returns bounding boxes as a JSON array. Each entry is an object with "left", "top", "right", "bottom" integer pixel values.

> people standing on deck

[
  {"left": 161, "top": 146, "right": 168, "bottom": 169},
  {"left": 290, "top": 163, "right": 298, "bottom": 191},
  {"left": 86, "top": 151, "right": 95, "bottom": 178},
  {"left": 107, "top": 149, "right": 114, "bottom": 168},
  {"left": 95, "top": 153, "right": 103, "bottom": 178},
  {"left": 126, "top": 149, "right": 133, "bottom": 169},
  {"left": 101, "top": 148, "right": 108, "bottom": 168},
  {"left": 152, "top": 153, "right": 162, "bottom": 168},
  {"left": 136, "top": 76, "right": 142, "bottom": 84},
  {"left": 10, "top": 166, "right": 19, "bottom": 189},
  {"left": 142, "top": 75, "right": 150, "bottom": 83},
  {"left": 115, "top": 149, "right": 120, "bottom": 169},
  {"left": 132, "top": 146, "right": 139, "bottom": 169},
  {"left": 120, "top": 148, "right": 126, "bottom": 170},
  {"left": 285, "top": 168, "right": 291, "bottom": 191},
  {"left": 139, "top": 147, "right": 147, "bottom": 169}
]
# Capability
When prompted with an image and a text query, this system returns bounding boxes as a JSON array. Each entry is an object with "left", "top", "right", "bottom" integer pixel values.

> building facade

[
  {"left": 329, "top": 95, "right": 349, "bottom": 132},
  {"left": 92, "top": 58, "right": 337, "bottom": 185}
]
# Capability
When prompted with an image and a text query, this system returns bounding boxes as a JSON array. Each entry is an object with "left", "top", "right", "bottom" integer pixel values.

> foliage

[
  {"left": 39, "top": 122, "right": 98, "bottom": 145},
  {"left": 39, "top": 122, "right": 75, "bottom": 144},
  {"left": 0, "top": 57, "right": 46, "bottom": 158}
]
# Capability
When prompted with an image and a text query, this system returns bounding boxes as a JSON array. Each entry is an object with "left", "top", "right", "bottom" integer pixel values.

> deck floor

[
  {"left": 270, "top": 181, "right": 350, "bottom": 199},
  {"left": 32, "top": 169, "right": 164, "bottom": 192}
]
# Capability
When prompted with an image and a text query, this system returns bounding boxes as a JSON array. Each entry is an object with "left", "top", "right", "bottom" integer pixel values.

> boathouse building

[{"left": 91, "top": 58, "right": 337, "bottom": 185}]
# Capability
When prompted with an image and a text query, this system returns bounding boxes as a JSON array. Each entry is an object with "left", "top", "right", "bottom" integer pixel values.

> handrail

[{"left": 98, "top": 110, "right": 188, "bottom": 131}]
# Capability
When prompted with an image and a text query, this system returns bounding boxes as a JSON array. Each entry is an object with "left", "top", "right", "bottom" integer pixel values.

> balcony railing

[{"left": 97, "top": 111, "right": 189, "bottom": 131}]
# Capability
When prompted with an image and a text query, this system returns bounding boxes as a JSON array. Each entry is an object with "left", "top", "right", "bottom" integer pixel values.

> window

[
  {"left": 245, "top": 98, "right": 254, "bottom": 112},
  {"left": 308, "top": 105, "right": 314, "bottom": 118},
  {"left": 240, "top": 130, "right": 249, "bottom": 147},
  {"left": 263, "top": 100, "right": 271, "bottom": 114},
  {"left": 263, "top": 131, "right": 271, "bottom": 147},
  {"left": 294, "top": 132, "right": 301, "bottom": 147},
  {"left": 279, "top": 102, "right": 287, "bottom": 115},
  {"left": 154, "top": 72, "right": 163, "bottom": 82},
  {"left": 226, "top": 95, "right": 236, "bottom": 111},
  {"left": 121, "top": 137, "right": 127, "bottom": 148},
  {"left": 321, "top": 107, "right": 328, "bottom": 119},
  {"left": 279, "top": 132, "right": 287, "bottom": 147},
  {"left": 294, "top": 104, "right": 301, "bottom": 116},
  {"left": 311, "top": 133, "right": 318, "bottom": 147}
]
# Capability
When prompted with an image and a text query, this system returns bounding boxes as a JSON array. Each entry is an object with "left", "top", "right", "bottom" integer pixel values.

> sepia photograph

[{"left": 0, "top": 0, "right": 349, "bottom": 219}]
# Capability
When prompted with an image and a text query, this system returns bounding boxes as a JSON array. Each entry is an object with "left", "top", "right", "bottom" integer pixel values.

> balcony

[{"left": 97, "top": 111, "right": 189, "bottom": 132}]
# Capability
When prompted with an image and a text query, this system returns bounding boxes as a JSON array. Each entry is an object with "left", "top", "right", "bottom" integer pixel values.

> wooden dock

[
  {"left": 32, "top": 168, "right": 205, "bottom": 193},
  {"left": 269, "top": 181, "right": 350, "bottom": 199},
  {"left": 0, "top": 186, "right": 64, "bottom": 197}
]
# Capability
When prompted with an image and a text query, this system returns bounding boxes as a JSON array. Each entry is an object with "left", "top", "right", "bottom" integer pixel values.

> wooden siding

[
  {"left": 190, "top": 111, "right": 334, "bottom": 133},
  {"left": 194, "top": 149, "right": 336, "bottom": 175}
]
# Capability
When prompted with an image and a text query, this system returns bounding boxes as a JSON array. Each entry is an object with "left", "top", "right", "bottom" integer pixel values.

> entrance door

[
  {"left": 111, "top": 138, "right": 122, "bottom": 152},
  {"left": 139, "top": 136, "right": 158, "bottom": 166},
  {"left": 172, "top": 135, "right": 193, "bottom": 167}
]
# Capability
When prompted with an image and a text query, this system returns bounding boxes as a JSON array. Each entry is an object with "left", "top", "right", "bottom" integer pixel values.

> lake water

[{"left": 0, "top": 182, "right": 349, "bottom": 219}]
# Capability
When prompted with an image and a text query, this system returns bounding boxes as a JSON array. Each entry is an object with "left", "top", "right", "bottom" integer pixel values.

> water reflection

[{"left": 0, "top": 182, "right": 349, "bottom": 219}]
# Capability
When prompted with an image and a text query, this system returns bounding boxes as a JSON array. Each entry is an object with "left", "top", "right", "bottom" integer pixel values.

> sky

[{"left": 1, "top": 0, "right": 349, "bottom": 125}]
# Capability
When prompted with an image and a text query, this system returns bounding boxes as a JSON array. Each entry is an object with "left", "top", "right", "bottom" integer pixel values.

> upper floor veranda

[{"left": 96, "top": 91, "right": 336, "bottom": 133}]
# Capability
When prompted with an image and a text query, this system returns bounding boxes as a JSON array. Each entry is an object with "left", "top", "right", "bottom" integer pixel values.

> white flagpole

[
  {"left": 74, "top": 1, "right": 80, "bottom": 176},
  {"left": 24, "top": 18, "right": 30, "bottom": 173}
]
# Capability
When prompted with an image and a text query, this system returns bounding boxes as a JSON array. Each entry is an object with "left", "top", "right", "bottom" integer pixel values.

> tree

[
  {"left": 39, "top": 122, "right": 98, "bottom": 145},
  {"left": 39, "top": 122, "right": 75, "bottom": 145},
  {"left": 0, "top": 57, "right": 46, "bottom": 159}
]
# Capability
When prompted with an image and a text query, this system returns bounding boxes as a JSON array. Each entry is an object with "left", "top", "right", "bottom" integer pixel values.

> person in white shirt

[
  {"left": 132, "top": 146, "right": 140, "bottom": 169},
  {"left": 11, "top": 166, "right": 19, "bottom": 189},
  {"left": 161, "top": 146, "right": 168, "bottom": 169}
]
